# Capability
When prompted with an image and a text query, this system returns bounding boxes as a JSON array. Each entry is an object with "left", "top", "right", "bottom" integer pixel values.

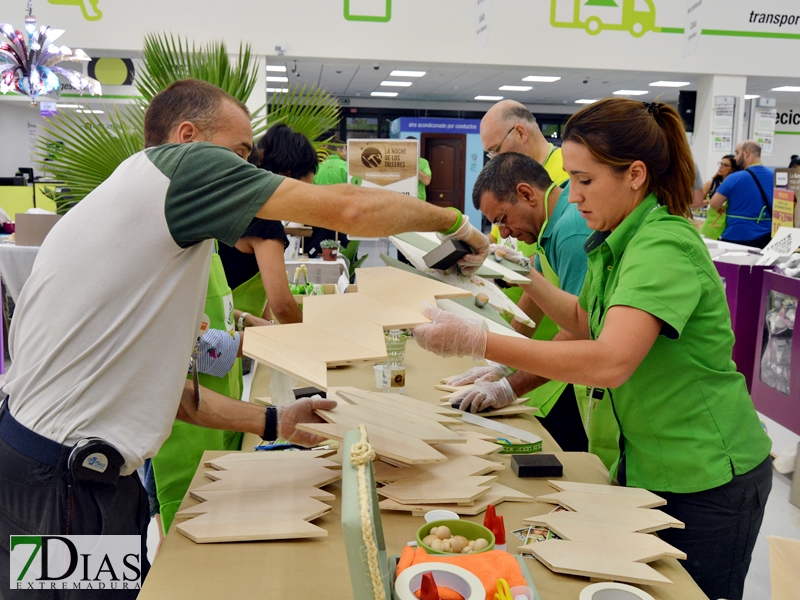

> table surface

[{"left": 139, "top": 341, "right": 707, "bottom": 600}]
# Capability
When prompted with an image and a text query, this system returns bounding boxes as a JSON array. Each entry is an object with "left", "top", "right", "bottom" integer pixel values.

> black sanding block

[
  {"left": 423, "top": 239, "right": 471, "bottom": 270},
  {"left": 512, "top": 454, "right": 563, "bottom": 478}
]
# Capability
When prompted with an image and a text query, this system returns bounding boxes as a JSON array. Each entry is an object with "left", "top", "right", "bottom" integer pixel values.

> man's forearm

[
  {"left": 519, "top": 271, "right": 584, "bottom": 336},
  {"left": 508, "top": 370, "right": 550, "bottom": 397},
  {"left": 177, "top": 380, "right": 264, "bottom": 437}
]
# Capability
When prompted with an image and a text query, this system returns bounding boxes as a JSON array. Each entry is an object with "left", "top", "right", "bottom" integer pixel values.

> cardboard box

[
  {"left": 14, "top": 213, "right": 61, "bottom": 246},
  {"left": 713, "top": 252, "right": 770, "bottom": 392}
]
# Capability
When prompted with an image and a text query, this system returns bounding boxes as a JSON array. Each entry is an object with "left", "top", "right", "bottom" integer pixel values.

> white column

[
  {"left": 246, "top": 55, "right": 267, "bottom": 128},
  {"left": 692, "top": 75, "right": 748, "bottom": 182}
]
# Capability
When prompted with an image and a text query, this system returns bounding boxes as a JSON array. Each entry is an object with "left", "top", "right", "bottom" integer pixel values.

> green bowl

[{"left": 416, "top": 519, "right": 495, "bottom": 555}]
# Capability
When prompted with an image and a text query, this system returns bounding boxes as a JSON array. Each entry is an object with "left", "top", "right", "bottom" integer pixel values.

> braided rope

[{"left": 349, "top": 425, "right": 386, "bottom": 600}]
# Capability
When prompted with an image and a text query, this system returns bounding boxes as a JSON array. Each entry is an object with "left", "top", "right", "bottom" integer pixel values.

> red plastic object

[
  {"left": 3, "top": 222, "right": 15, "bottom": 234},
  {"left": 420, "top": 571, "right": 439, "bottom": 600},
  {"left": 483, "top": 504, "right": 496, "bottom": 531},
  {"left": 493, "top": 515, "right": 506, "bottom": 545}
]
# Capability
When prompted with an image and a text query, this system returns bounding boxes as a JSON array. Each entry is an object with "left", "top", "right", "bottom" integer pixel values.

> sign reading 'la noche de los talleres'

[{"left": 347, "top": 139, "right": 418, "bottom": 196}]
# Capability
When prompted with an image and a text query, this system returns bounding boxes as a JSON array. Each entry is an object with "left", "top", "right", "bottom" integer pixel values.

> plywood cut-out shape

[
  {"left": 295, "top": 421, "right": 447, "bottom": 465},
  {"left": 372, "top": 454, "right": 504, "bottom": 483},
  {"left": 519, "top": 529, "right": 686, "bottom": 561},
  {"left": 524, "top": 507, "right": 680, "bottom": 535},
  {"left": 175, "top": 494, "right": 333, "bottom": 520},
  {"left": 547, "top": 480, "right": 666, "bottom": 506},
  {"left": 377, "top": 475, "right": 496, "bottom": 504},
  {"left": 204, "top": 449, "right": 336, "bottom": 467},
  {"left": 379, "top": 482, "right": 534, "bottom": 516},
  {"left": 524, "top": 539, "right": 673, "bottom": 586},
  {"left": 336, "top": 391, "right": 462, "bottom": 427},
  {"left": 435, "top": 431, "right": 502, "bottom": 457},
  {"left": 190, "top": 487, "right": 336, "bottom": 504},
  {"left": 176, "top": 511, "right": 327, "bottom": 544},
  {"left": 206, "top": 457, "right": 340, "bottom": 471},
  {"left": 537, "top": 490, "right": 666, "bottom": 510},
  {"left": 339, "top": 387, "right": 463, "bottom": 418},
  {"left": 193, "top": 466, "right": 341, "bottom": 493},
  {"left": 357, "top": 266, "right": 471, "bottom": 302},
  {"left": 304, "top": 293, "right": 432, "bottom": 330},
  {"left": 440, "top": 399, "right": 538, "bottom": 418},
  {"left": 435, "top": 384, "right": 472, "bottom": 393},
  {"left": 767, "top": 536, "right": 800, "bottom": 600},
  {"left": 243, "top": 329, "right": 328, "bottom": 389},
  {"left": 315, "top": 405, "right": 463, "bottom": 444},
  {"left": 559, "top": 502, "right": 684, "bottom": 530}
]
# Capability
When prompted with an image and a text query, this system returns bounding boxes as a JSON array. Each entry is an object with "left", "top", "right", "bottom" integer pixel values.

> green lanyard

[{"left": 533, "top": 181, "right": 559, "bottom": 255}]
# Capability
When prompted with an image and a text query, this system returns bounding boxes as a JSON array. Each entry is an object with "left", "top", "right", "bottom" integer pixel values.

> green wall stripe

[
  {"left": 701, "top": 29, "right": 800, "bottom": 40},
  {"left": 776, "top": 131, "right": 800, "bottom": 135},
  {"left": 659, "top": 27, "right": 684, "bottom": 34}
]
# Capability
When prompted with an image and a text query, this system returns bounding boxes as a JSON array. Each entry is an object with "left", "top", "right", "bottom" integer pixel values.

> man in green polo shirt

[
  {"left": 448, "top": 152, "right": 596, "bottom": 453},
  {"left": 314, "top": 140, "right": 348, "bottom": 185}
]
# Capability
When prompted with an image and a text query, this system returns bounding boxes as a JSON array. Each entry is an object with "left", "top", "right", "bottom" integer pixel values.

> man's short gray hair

[{"left": 472, "top": 152, "right": 553, "bottom": 210}]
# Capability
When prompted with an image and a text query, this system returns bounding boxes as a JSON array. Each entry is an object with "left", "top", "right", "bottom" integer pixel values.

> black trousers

[
  {"left": 537, "top": 384, "right": 588, "bottom": 452},
  {"left": 0, "top": 406, "right": 150, "bottom": 600},
  {"left": 655, "top": 456, "right": 773, "bottom": 600}
]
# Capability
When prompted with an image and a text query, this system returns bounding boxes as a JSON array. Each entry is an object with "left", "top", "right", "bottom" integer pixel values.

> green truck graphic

[
  {"left": 551, "top": 0, "right": 658, "bottom": 37},
  {"left": 48, "top": 0, "right": 103, "bottom": 21}
]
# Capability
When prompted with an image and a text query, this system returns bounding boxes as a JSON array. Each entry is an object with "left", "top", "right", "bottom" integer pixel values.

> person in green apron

[
  {"left": 219, "top": 123, "right": 319, "bottom": 324},
  {"left": 413, "top": 99, "right": 773, "bottom": 600},
  {"left": 449, "top": 152, "right": 618, "bottom": 462}
]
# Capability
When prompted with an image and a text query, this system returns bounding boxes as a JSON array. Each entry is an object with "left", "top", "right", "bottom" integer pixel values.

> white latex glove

[
  {"left": 278, "top": 397, "right": 337, "bottom": 446},
  {"left": 412, "top": 303, "right": 488, "bottom": 361},
  {"left": 451, "top": 378, "right": 517, "bottom": 413},
  {"left": 490, "top": 244, "right": 531, "bottom": 268},
  {"left": 438, "top": 214, "right": 490, "bottom": 276},
  {"left": 448, "top": 362, "right": 513, "bottom": 386}
]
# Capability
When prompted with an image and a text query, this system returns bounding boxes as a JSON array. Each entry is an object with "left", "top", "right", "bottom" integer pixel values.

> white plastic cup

[{"left": 373, "top": 364, "right": 384, "bottom": 390}]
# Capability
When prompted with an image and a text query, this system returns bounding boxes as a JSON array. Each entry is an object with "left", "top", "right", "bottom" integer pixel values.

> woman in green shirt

[{"left": 413, "top": 98, "right": 772, "bottom": 600}]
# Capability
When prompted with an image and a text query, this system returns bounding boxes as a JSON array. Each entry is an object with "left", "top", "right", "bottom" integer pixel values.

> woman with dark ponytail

[{"left": 412, "top": 98, "right": 772, "bottom": 600}]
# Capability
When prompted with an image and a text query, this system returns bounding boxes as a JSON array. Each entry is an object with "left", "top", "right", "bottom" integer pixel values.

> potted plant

[{"left": 320, "top": 239, "right": 340, "bottom": 261}]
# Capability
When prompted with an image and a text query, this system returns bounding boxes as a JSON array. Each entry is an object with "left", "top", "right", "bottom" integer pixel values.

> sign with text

[
  {"left": 347, "top": 139, "right": 418, "bottom": 195},
  {"left": 9, "top": 535, "right": 142, "bottom": 592},
  {"left": 772, "top": 189, "right": 795, "bottom": 236}
]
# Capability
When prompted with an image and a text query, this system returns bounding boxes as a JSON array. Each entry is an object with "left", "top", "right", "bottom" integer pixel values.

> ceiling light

[
  {"left": 381, "top": 81, "right": 412, "bottom": 87},
  {"left": 613, "top": 89, "right": 648, "bottom": 96},
  {"left": 744, "top": 94, "right": 760, "bottom": 100},
  {"left": 266, "top": 65, "right": 286, "bottom": 72},
  {"left": 474, "top": 95, "right": 503, "bottom": 101},
  {"left": 649, "top": 81, "right": 690, "bottom": 87},
  {"left": 772, "top": 86, "right": 800, "bottom": 92},
  {"left": 266, "top": 88, "right": 289, "bottom": 93},
  {"left": 371, "top": 91, "right": 398, "bottom": 97},
  {"left": 267, "top": 76, "right": 289, "bottom": 82},
  {"left": 522, "top": 75, "right": 561, "bottom": 83},
  {"left": 56, "top": 103, "right": 85, "bottom": 108},
  {"left": 575, "top": 99, "right": 598, "bottom": 104},
  {"left": 389, "top": 70, "right": 425, "bottom": 77},
  {"left": 75, "top": 109, "right": 104, "bottom": 114},
  {"left": 499, "top": 85, "right": 533, "bottom": 92}
]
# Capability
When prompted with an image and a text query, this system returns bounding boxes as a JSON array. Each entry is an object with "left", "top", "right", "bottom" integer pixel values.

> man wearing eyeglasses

[{"left": 445, "top": 152, "right": 606, "bottom": 458}]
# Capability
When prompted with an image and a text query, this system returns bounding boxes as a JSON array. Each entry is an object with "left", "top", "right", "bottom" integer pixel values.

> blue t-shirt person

[{"left": 717, "top": 165, "right": 773, "bottom": 243}]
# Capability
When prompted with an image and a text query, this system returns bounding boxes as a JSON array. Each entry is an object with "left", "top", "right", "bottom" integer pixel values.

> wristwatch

[
  {"left": 263, "top": 406, "right": 278, "bottom": 441},
  {"left": 237, "top": 312, "right": 250, "bottom": 332}
]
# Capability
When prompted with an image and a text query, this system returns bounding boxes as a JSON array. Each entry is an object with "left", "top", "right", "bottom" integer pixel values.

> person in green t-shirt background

[
  {"left": 313, "top": 139, "right": 348, "bottom": 186},
  {"left": 417, "top": 156, "right": 431, "bottom": 200},
  {"left": 412, "top": 98, "right": 772, "bottom": 600}
]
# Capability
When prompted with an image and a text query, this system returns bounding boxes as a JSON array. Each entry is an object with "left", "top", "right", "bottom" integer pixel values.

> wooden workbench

[{"left": 139, "top": 340, "right": 707, "bottom": 600}]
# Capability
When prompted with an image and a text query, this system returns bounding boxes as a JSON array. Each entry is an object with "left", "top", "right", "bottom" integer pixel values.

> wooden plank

[
  {"left": 315, "top": 405, "right": 463, "bottom": 444},
  {"left": 524, "top": 539, "right": 673, "bottom": 586},
  {"left": 536, "top": 490, "right": 666, "bottom": 510},
  {"left": 356, "top": 266, "right": 471, "bottom": 300},
  {"left": 377, "top": 475, "right": 496, "bottom": 504},
  {"left": 524, "top": 508, "right": 680, "bottom": 535},
  {"left": 206, "top": 457, "right": 340, "bottom": 471},
  {"left": 335, "top": 390, "right": 462, "bottom": 426},
  {"left": 439, "top": 399, "right": 538, "bottom": 418},
  {"left": 519, "top": 528, "right": 686, "bottom": 561},
  {"left": 304, "top": 293, "right": 431, "bottom": 330},
  {"left": 435, "top": 384, "right": 472, "bottom": 393},
  {"left": 434, "top": 431, "right": 502, "bottom": 457},
  {"left": 190, "top": 487, "right": 335, "bottom": 503},
  {"left": 294, "top": 421, "right": 447, "bottom": 465},
  {"left": 175, "top": 495, "right": 333, "bottom": 520},
  {"left": 378, "top": 482, "right": 534, "bottom": 516},
  {"left": 176, "top": 513, "right": 327, "bottom": 544},
  {"left": 335, "top": 387, "right": 463, "bottom": 417},
  {"left": 372, "top": 454, "right": 505, "bottom": 483},
  {"left": 243, "top": 331, "right": 328, "bottom": 390},
  {"left": 303, "top": 306, "right": 387, "bottom": 355},
  {"left": 547, "top": 480, "right": 666, "bottom": 506},
  {"left": 355, "top": 269, "right": 437, "bottom": 314},
  {"left": 204, "top": 449, "right": 336, "bottom": 466},
  {"left": 193, "top": 467, "right": 341, "bottom": 493},
  {"left": 559, "top": 502, "right": 684, "bottom": 530},
  {"left": 248, "top": 323, "right": 386, "bottom": 365}
]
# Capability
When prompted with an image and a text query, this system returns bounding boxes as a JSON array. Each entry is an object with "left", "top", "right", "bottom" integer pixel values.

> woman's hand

[
  {"left": 412, "top": 303, "right": 487, "bottom": 360},
  {"left": 447, "top": 362, "right": 512, "bottom": 386},
  {"left": 450, "top": 379, "right": 517, "bottom": 413}
]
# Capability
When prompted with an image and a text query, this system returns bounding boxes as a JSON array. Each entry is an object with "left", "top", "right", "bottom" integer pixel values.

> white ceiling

[{"left": 267, "top": 57, "right": 800, "bottom": 107}]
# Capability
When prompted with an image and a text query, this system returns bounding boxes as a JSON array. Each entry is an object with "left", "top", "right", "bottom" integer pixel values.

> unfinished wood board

[
  {"left": 519, "top": 530, "right": 685, "bottom": 561},
  {"left": 335, "top": 387, "right": 463, "bottom": 418},
  {"left": 243, "top": 330, "right": 328, "bottom": 389},
  {"left": 191, "top": 487, "right": 335, "bottom": 503},
  {"left": 335, "top": 390, "right": 462, "bottom": 426},
  {"left": 537, "top": 490, "right": 666, "bottom": 510},
  {"left": 315, "top": 405, "right": 463, "bottom": 444},
  {"left": 439, "top": 399, "right": 538, "bottom": 418},
  {"left": 524, "top": 508, "right": 679, "bottom": 535},
  {"left": 435, "top": 384, "right": 472, "bottom": 393},
  {"left": 175, "top": 494, "right": 333, "bottom": 520},
  {"left": 377, "top": 475, "right": 496, "bottom": 504},
  {"left": 295, "top": 421, "right": 447, "bottom": 465},
  {"left": 193, "top": 467, "right": 341, "bottom": 493},
  {"left": 206, "top": 457, "right": 340, "bottom": 471},
  {"left": 205, "top": 449, "right": 336, "bottom": 466},
  {"left": 379, "top": 482, "right": 534, "bottom": 516},
  {"left": 767, "top": 536, "right": 800, "bottom": 600},
  {"left": 176, "top": 511, "right": 327, "bottom": 544},
  {"left": 372, "top": 454, "right": 504, "bottom": 483},
  {"left": 435, "top": 431, "right": 502, "bottom": 457},
  {"left": 548, "top": 480, "right": 667, "bottom": 506},
  {"left": 304, "top": 293, "right": 431, "bottom": 330},
  {"left": 561, "top": 502, "right": 684, "bottom": 530},
  {"left": 357, "top": 266, "right": 471, "bottom": 301},
  {"left": 524, "top": 539, "right": 673, "bottom": 586}
]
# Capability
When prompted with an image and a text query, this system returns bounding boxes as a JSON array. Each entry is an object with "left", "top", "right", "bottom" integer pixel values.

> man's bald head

[
  {"left": 734, "top": 139, "right": 763, "bottom": 168},
  {"left": 480, "top": 100, "right": 547, "bottom": 162}
]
